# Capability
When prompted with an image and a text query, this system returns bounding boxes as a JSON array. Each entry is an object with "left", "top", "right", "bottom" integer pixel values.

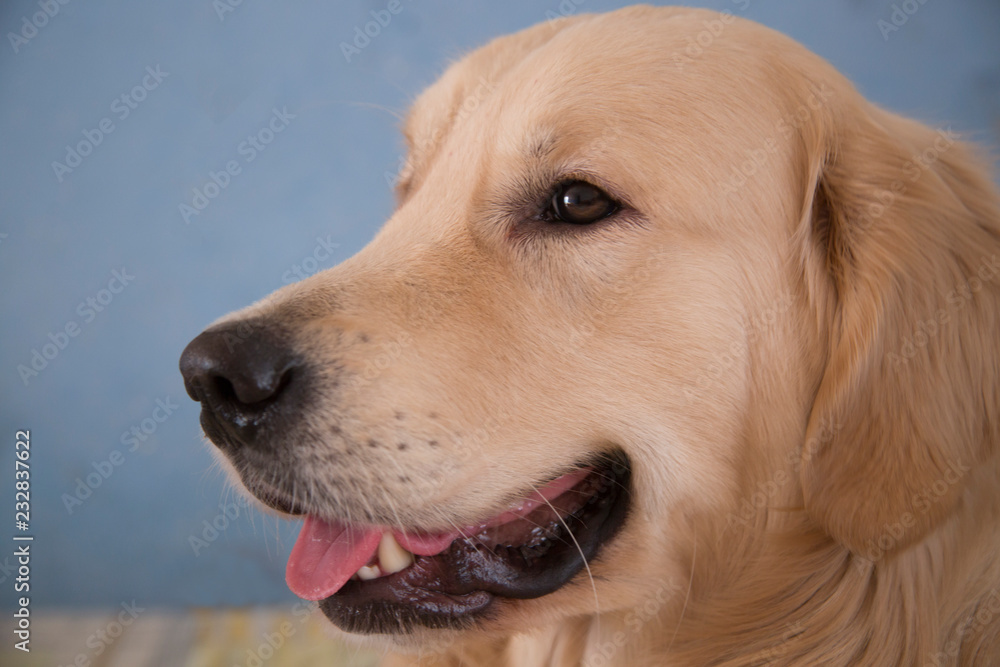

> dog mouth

[{"left": 274, "top": 453, "right": 631, "bottom": 634}]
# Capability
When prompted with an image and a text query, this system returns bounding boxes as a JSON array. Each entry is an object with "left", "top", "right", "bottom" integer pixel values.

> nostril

[
  {"left": 214, "top": 363, "right": 294, "bottom": 407},
  {"left": 209, "top": 374, "right": 239, "bottom": 405}
]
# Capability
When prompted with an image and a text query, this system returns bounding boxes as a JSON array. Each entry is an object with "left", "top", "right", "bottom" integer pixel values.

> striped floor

[{"left": 0, "top": 607, "right": 382, "bottom": 667}]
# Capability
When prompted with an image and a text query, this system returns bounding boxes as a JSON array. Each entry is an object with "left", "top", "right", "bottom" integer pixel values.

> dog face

[{"left": 180, "top": 6, "right": 999, "bottom": 657}]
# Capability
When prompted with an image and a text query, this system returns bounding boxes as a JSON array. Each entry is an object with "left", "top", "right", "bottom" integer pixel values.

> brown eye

[{"left": 549, "top": 180, "right": 618, "bottom": 225}]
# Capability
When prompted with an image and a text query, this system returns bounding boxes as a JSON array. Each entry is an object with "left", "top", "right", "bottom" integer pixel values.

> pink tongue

[
  {"left": 392, "top": 529, "right": 461, "bottom": 556},
  {"left": 285, "top": 516, "right": 381, "bottom": 600}
]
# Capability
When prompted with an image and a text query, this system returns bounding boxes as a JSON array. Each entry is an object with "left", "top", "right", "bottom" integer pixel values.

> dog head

[{"left": 180, "top": 6, "right": 999, "bottom": 655}]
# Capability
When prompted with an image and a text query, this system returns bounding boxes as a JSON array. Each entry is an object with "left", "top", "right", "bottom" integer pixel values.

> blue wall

[{"left": 1, "top": 0, "right": 998, "bottom": 608}]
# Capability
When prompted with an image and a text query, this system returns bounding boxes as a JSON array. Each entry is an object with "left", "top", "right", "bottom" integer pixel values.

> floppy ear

[{"left": 799, "top": 99, "right": 1000, "bottom": 558}]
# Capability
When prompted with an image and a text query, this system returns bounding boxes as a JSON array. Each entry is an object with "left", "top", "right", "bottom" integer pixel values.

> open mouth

[{"left": 281, "top": 453, "right": 631, "bottom": 634}]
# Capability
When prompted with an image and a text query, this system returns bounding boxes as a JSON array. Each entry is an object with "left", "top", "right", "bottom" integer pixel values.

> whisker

[
  {"left": 666, "top": 537, "right": 696, "bottom": 652},
  {"left": 527, "top": 480, "right": 603, "bottom": 628}
]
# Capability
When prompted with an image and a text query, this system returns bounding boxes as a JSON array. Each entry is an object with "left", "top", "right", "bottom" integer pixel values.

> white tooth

[
  {"left": 378, "top": 532, "right": 415, "bottom": 574},
  {"left": 356, "top": 565, "right": 381, "bottom": 580}
]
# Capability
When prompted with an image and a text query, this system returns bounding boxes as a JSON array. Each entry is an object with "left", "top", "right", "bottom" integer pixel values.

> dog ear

[{"left": 798, "top": 99, "right": 1000, "bottom": 558}]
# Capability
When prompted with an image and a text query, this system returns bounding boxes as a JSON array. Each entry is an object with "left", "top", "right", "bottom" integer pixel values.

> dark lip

[
  {"left": 196, "top": 395, "right": 274, "bottom": 453},
  {"left": 196, "top": 409, "right": 310, "bottom": 516},
  {"left": 318, "top": 452, "right": 632, "bottom": 634},
  {"left": 197, "top": 406, "right": 243, "bottom": 454}
]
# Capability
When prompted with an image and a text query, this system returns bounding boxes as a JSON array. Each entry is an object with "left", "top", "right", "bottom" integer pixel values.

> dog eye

[{"left": 548, "top": 180, "right": 618, "bottom": 225}]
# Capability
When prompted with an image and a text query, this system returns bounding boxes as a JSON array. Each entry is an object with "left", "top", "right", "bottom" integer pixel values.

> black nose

[{"left": 179, "top": 321, "right": 300, "bottom": 449}]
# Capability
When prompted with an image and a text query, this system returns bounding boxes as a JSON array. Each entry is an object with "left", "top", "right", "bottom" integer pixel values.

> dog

[{"left": 180, "top": 6, "right": 1000, "bottom": 665}]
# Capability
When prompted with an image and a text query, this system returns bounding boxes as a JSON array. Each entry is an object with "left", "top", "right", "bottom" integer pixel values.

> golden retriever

[{"left": 179, "top": 6, "right": 1000, "bottom": 665}]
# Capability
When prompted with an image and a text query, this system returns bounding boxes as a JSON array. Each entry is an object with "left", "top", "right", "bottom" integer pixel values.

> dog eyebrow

[{"left": 527, "top": 132, "right": 558, "bottom": 160}]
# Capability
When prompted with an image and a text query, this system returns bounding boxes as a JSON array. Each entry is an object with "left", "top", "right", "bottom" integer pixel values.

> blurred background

[{"left": 0, "top": 0, "right": 997, "bottom": 665}]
